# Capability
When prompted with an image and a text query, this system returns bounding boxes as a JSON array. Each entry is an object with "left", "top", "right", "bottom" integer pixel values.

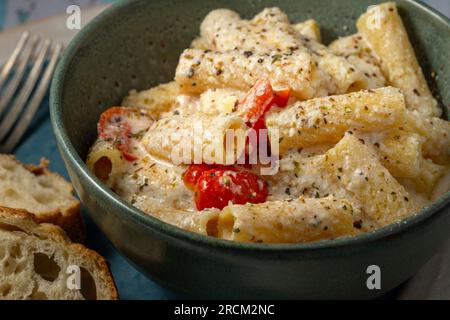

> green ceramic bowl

[{"left": 50, "top": 0, "right": 450, "bottom": 299}]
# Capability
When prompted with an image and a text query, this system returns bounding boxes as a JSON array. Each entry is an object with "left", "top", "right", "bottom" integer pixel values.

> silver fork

[{"left": 0, "top": 32, "right": 63, "bottom": 153}]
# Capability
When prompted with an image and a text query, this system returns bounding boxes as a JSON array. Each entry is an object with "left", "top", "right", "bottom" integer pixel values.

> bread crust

[
  {"left": 0, "top": 155, "right": 85, "bottom": 242},
  {"left": 0, "top": 206, "right": 118, "bottom": 300}
]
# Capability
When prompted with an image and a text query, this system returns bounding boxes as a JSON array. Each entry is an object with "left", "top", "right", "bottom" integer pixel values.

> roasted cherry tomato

[
  {"left": 272, "top": 87, "right": 291, "bottom": 108},
  {"left": 98, "top": 107, "right": 129, "bottom": 138},
  {"left": 251, "top": 116, "right": 267, "bottom": 131},
  {"left": 237, "top": 79, "right": 291, "bottom": 126},
  {"left": 98, "top": 106, "right": 137, "bottom": 161},
  {"left": 182, "top": 164, "right": 235, "bottom": 190},
  {"left": 238, "top": 81, "right": 291, "bottom": 166},
  {"left": 237, "top": 78, "right": 274, "bottom": 125},
  {"left": 194, "top": 168, "right": 268, "bottom": 211}
]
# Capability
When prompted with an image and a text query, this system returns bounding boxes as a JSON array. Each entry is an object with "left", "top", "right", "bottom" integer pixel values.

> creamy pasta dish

[{"left": 87, "top": 2, "right": 450, "bottom": 244}]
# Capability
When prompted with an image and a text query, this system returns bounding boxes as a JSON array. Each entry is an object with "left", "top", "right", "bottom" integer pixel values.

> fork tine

[
  {"left": 0, "top": 31, "right": 30, "bottom": 88},
  {"left": 1, "top": 43, "right": 63, "bottom": 153},
  {"left": 0, "top": 39, "right": 51, "bottom": 142},
  {"left": 0, "top": 35, "right": 39, "bottom": 116}
]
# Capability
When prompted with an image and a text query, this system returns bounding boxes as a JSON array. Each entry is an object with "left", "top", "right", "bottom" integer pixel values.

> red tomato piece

[
  {"left": 251, "top": 116, "right": 267, "bottom": 131},
  {"left": 245, "top": 116, "right": 267, "bottom": 165},
  {"left": 194, "top": 168, "right": 268, "bottom": 211},
  {"left": 183, "top": 164, "right": 237, "bottom": 190},
  {"left": 272, "top": 87, "right": 291, "bottom": 108},
  {"left": 237, "top": 78, "right": 274, "bottom": 125},
  {"left": 97, "top": 106, "right": 138, "bottom": 161},
  {"left": 237, "top": 80, "right": 291, "bottom": 126},
  {"left": 98, "top": 107, "right": 129, "bottom": 138}
]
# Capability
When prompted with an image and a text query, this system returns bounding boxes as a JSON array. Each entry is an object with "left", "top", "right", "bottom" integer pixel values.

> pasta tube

[
  {"left": 323, "top": 133, "right": 420, "bottom": 229},
  {"left": 359, "top": 131, "right": 445, "bottom": 195},
  {"left": 199, "top": 8, "right": 368, "bottom": 95},
  {"left": 357, "top": 2, "right": 440, "bottom": 117},
  {"left": 217, "top": 196, "right": 357, "bottom": 243},
  {"left": 198, "top": 88, "right": 244, "bottom": 116},
  {"left": 175, "top": 48, "right": 324, "bottom": 100},
  {"left": 302, "top": 37, "right": 370, "bottom": 93},
  {"left": 139, "top": 207, "right": 220, "bottom": 237},
  {"left": 359, "top": 130, "right": 423, "bottom": 179},
  {"left": 411, "top": 159, "right": 447, "bottom": 196},
  {"left": 293, "top": 19, "right": 321, "bottom": 42},
  {"left": 265, "top": 87, "right": 406, "bottom": 153},
  {"left": 200, "top": 8, "right": 300, "bottom": 52},
  {"left": 329, "top": 34, "right": 386, "bottom": 89},
  {"left": 405, "top": 110, "right": 450, "bottom": 165},
  {"left": 142, "top": 114, "right": 248, "bottom": 165},
  {"left": 86, "top": 139, "right": 124, "bottom": 187},
  {"left": 121, "top": 81, "right": 181, "bottom": 118}
]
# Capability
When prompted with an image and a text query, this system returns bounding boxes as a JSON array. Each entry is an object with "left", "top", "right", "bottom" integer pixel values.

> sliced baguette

[
  {"left": 0, "top": 155, "right": 83, "bottom": 242},
  {"left": 0, "top": 206, "right": 118, "bottom": 300}
]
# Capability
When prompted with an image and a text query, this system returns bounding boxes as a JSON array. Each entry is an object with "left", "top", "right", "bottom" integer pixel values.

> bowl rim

[{"left": 50, "top": 0, "right": 450, "bottom": 252}]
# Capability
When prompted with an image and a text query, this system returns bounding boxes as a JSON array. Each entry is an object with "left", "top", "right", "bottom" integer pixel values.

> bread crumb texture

[{"left": 0, "top": 207, "right": 118, "bottom": 300}]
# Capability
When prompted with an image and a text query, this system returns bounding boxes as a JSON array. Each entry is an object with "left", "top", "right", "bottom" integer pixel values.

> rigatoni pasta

[
  {"left": 302, "top": 35, "right": 371, "bottom": 93},
  {"left": 142, "top": 113, "right": 248, "bottom": 165},
  {"left": 405, "top": 110, "right": 450, "bottom": 164},
  {"left": 87, "top": 4, "right": 449, "bottom": 244},
  {"left": 197, "top": 7, "right": 377, "bottom": 97},
  {"left": 293, "top": 19, "right": 321, "bottom": 42},
  {"left": 122, "top": 81, "right": 181, "bottom": 117},
  {"left": 357, "top": 2, "right": 441, "bottom": 117},
  {"left": 200, "top": 7, "right": 301, "bottom": 52},
  {"left": 216, "top": 197, "right": 357, "bottom": 243},
  {"left": 323, "top": 133, "right": 420, "bottom": 230},
  {"left": 175, "top": 48, "right": 323, "bottom": 99},
  {"left": 329, "top": 34, "right": 386, "bottom": 89},
  {"left": 409, "top": 159, "right": 447, "bottom": 196},
  {"left": 265, "top": 87, "right": 406, "bottom": 153},
  {"left": 353, "top": 130, "right": 443, "bottom": 194},
  {"left": 370, "top": 130, "right": 423, "bottom": 179},
  {"left": 86, "top": 140, "right": 123, "bottom": 187}
]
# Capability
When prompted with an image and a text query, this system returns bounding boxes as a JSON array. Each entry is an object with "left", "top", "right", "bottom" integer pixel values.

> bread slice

[
  {"left": 0, "top": 155, "right": 83, "bottom": 242},
  {"left": 0, "top": 207, "right": 118, "bottom": 300}
]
